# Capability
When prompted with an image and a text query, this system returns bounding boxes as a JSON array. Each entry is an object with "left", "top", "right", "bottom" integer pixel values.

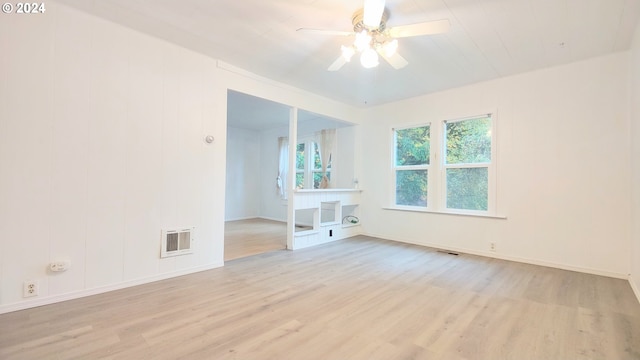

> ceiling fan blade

[
  {"left": 328, "top": 56, "right": 347, "bottom": 71},
  {"left": 363, "top": 0, "right": 386, "bottom": 28},
  {"left": 296, "top": 28, "right": 353, "bottom": 36},
  {"left": 387, "top": 19, "right": 450, "bottom": 38},
  {"left": 378, "top": 50, "right": 408, "bottom": 69}
]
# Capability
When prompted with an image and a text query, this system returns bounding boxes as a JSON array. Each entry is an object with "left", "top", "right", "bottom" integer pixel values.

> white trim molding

[
  {"left": 0, "top": 263, "right": 224, "bottom": 315},
  {"left": 366, "top": 232, "right": 630, "bottom": 280}
]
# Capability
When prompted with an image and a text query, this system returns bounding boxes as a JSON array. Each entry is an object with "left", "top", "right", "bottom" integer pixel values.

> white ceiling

[{"left": 58, "top": 0, "right": 640, "bottom": 109}]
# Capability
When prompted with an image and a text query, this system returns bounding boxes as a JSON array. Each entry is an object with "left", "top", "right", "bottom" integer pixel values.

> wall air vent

[{"left": 161, "top": 228, "right": 194, "bottom": 258}]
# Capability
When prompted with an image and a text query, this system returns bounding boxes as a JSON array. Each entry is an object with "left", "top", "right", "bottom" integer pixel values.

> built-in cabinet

[{"left": 290, "top": 189, "right": 362, "bottom": 249}]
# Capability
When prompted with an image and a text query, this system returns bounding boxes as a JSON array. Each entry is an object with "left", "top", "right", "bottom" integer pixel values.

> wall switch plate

[{"left": 49, "top": 260, "right": 70, "bottom": 272}]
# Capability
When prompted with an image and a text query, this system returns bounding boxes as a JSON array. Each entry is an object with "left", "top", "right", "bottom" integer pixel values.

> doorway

[
  {"left": 224, "top": 90, "right": 356, "bottom": 260},
  {"left": 224, "top": 90, "right": 289, "bottom": 261}
]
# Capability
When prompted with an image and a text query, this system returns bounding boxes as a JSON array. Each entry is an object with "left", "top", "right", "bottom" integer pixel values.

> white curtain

[
  {"left": 315, "top": 129, "right": 336, "bottom": 189},
  {"left": 277, "top": 137, "right": 289, "bottom": 199}
]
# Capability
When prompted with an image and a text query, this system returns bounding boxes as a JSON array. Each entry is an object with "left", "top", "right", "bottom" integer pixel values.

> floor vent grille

[{"left": 437, "top": 250, "right": 460, "bottom": 256}]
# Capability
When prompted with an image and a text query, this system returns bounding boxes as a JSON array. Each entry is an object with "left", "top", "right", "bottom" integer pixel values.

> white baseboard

[
  {"left": 364, "top": 232, "right": 629, "bottom": 280},
  {"left": 225, "top": 216, "right": 258, "bottom": 222},
  {"left": 0, "top": 262, "right": 223, "bottom": 315},
  {"left": 258, "top": 216, "right": 287, "bottom": 223},
  {"left": 225, "top": 216, "right": 286, "bottom": 223}
]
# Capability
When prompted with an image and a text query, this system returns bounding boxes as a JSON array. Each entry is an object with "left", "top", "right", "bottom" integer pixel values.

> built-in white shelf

[
  {"left": 320, "top": 201, "right": 339, "bottom": 225},
  {"left": 291, "top": 189, "right": 362, "bottom": 250}
]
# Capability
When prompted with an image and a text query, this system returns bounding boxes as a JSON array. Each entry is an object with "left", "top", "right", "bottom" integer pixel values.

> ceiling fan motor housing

[{"left": 352, "top": 8, "right": 389, "bottom": 32}]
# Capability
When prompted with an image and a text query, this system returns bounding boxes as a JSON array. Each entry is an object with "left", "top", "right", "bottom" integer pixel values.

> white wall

[
  {"left": 0, "top": 3, "right": 227, "bottom": 312},
  {"left": 0, "top": 1, "right": 359, "bottom": 313},
  {"left": 361, "top": 52, "right": 631, "bottom": 278},
  {"left": 630, "top": 23, "right": 640, "bottom": 300},
  {"left": 225, "top": 126, "right": 261, "bottom": 221},
  {"left": 334, "top": 126, "right": 358, "bottom": 189}
]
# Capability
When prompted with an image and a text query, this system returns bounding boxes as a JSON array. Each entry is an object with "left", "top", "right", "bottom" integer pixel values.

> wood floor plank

[
  {"left": 1, "top": 236, "right": 639, "bottom": 359},
  {"left": 224, "top": 218, "right": 287, "bottom": 261}
]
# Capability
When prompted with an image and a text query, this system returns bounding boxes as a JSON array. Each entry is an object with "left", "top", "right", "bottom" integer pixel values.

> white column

[{"left": 286, "top": 107, "right": 298, "bottom": 249}]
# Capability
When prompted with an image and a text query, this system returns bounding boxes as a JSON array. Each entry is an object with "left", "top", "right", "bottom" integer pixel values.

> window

[
  {"left": 444, "top": 116, "right": 492, "bottom": 212},
  {"left": 296, "top": 143, "right": 306, "bottom": 189},
  {"left": 296, "top": 139, "right": 331, "bottom": 189},
  {"left": 392, "top": 114, "right": 495, "bottom": 215},
  {"left": 393, "top": 125, "right": 430, "bottom": 207}
]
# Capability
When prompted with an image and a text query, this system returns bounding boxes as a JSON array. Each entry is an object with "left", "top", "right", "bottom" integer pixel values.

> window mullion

[
  {"left": 443, "top": 163, "right": 490, "bottom": 169},
  {"left": 395, "top": 165, "right": 429, "bottom": 171}
]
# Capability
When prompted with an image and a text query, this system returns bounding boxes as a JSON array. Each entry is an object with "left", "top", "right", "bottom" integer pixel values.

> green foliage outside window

[
  {"left": 396, "top": 170, "right": 427, "bottom": 207},
  {"left": 395, "top": 126, "right": 430, "bottom": 166},
  {"left": 296, "top": 173, "right": 304, "bottom": 189},
  {"left": 296, "top": 143, "right": 305, "bottom": 170},
  {"left": 313, "top": 143, "right": 322, "bottom": 170},
  {"left": 445, "top": 117, "right": 492, "bottom": 211},
  {"left": 446, "top": 168, "right": 488, "bottom": 210},
  {"left": 445, "top": 118, "right": 491, "bottom": 164},
  {"left": 394, "top": 125, "right": 429, "bottom": 207},
  {"left": 296, "top": 143, "right": 305, "bottom": 189}
]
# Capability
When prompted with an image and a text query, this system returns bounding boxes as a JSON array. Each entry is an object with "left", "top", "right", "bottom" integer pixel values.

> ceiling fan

[{"left": 297, "top": 0, "right": 450, "bottom": 71}]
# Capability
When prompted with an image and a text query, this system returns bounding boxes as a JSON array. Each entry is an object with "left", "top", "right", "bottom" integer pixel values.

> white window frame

[
  {"left": 296, "top": 137, "right": 331, "bottom": 190},
  {"left": 391, "top": 123, "right": 433, "bottom": 211},
  {"left": 389, "top": 113, "right": 498, "bottom": 217},
  {"left": 438, "top": 114, "right": 496, "bottom": 216}
]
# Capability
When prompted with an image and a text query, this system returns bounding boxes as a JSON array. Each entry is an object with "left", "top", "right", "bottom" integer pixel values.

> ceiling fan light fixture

[
  {"left": 382, "top": 39, "right": 398, "bottom": 57},
  {"left": 360, "top": 48, "right": 379, "bottom": 68},
  {"left": 341, "top": 45, "right": 355, "bottom": 62},
  {"left": 354, "top": 30, "right": 372, "bottom": 52},
  {"left": 302, "top": 0, "right": 450, "bottom": 72}
]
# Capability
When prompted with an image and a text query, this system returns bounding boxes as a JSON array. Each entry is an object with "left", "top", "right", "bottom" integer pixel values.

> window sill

[
  {"left": 383, "top": 206, "right": 507, "bottom": 219},
  {"left": 295, "top": 188, "right": 362, "bottom": 193}
]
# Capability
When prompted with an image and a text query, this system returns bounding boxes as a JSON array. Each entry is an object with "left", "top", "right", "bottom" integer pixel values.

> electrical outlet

[
  {"left": 490, "top": 242, "right": 496, "bottom": 252},
  {"left": 23, "top": 280, "right": 39, "bottom": 298}
]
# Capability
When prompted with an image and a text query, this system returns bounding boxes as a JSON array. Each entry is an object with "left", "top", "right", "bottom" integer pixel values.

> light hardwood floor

[
  {"left": 1, "top": 236, "right": 639, "bottom": 359},
  {"left": 224, "top": 218, "right": 287, "bottom": 261}
]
